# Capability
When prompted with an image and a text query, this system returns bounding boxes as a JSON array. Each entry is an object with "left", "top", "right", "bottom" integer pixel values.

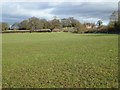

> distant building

[{"left": 84, "top": 23, "right": 96, "bottom": 29}]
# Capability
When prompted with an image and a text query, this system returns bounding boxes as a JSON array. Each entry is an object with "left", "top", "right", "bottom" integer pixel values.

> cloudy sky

[{"left": 0, "top": 0, "right": 119, "bottom": 25}]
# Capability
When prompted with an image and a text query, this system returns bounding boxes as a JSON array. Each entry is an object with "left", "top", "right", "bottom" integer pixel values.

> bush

[{"left": 1, "top": 22, "right": 9, "bottom": 31}]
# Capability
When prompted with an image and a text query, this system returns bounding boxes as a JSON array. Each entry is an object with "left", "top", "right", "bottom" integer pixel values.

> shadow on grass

[{"left": 73, "top": 33, "right": 118, "bottom": 37}]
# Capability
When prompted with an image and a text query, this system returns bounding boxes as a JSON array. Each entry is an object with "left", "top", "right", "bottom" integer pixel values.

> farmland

[{"left": 2, "top": 32, "right": 118, "bottom": 88}]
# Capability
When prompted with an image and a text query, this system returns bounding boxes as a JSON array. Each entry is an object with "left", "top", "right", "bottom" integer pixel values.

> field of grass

[{"left": 2, "top": 32, "right": 118, "bottom": 88}]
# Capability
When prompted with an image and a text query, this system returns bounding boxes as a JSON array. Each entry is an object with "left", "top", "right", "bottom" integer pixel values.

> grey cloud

[
  {"left": 1, "top": 2, "right": 54, "bottom": 24},
  {"left": 2, "top": 13, "right": 30, "bottom": 24},
  {"left": 19, "top": 2, "right": 54, "bottom": 10},
  {"left": 51, "top": 2, "right": 118, "bottom": 22},
  {"left": 2, "top": 2, "right": 53, "bottom": 10},
  {"left": 1, "top": 2, "right": 118, "bottom": 25}
]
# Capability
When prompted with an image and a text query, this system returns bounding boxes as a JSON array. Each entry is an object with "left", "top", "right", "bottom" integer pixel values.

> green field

[{"left": 2, "top": 32, "right": 118, "bottom": 88}]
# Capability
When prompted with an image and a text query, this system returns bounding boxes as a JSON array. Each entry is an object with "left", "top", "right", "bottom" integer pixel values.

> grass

[
  {"left": 2, "top": 32, "right": 118, "bottom": 88},
  {"left": 0, "top": 34, "right": 2, "bottom": 89}
]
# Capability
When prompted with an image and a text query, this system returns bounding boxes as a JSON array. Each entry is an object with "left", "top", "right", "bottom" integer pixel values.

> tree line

[
  {"left": 1, "top": 17, "right": 82, "bottom": 32},
  {"left": 1, "top": 11, "right": 120, "bottom": 34}
]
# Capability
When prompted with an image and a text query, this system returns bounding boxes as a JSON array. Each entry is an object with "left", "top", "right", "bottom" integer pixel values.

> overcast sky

[{"left": 0, "top": 0, "right": 119, "bottom": 25}]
